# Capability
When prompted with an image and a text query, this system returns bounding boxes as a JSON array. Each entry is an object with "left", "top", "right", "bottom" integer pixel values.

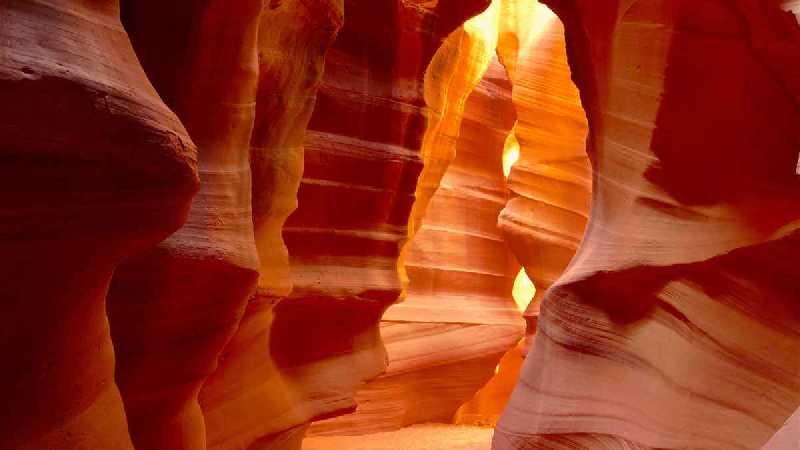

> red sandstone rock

[
  {"left": 310, "top": 0, "right": 590, "bottom": 434},
  {"left": 309, "top": 52, "right": 523, "bottom": 434},
  {"left": 0, "top": 1, "right": 198, "bottom": 448},
  {"left": 285, "top": 0, "right": 493, "bottom": 339},
  {"left": 105, "top": 2, "right": 263, "bottom": 449},
  {"left": 254, "top": 0, "right": 491, "bottom": 441},
  {"left": 8, "top": 1, "right": 796, "bottom": 449},
  {"left": 374, "top": 54, "right": 521, "bottom": 428},
  {"left": 455, "top": 341, "right": 526, "bottom": 427},
  {"left": 495, "top": 0, "right": 591, "bottom": 353},
  {"left": 494, "top": 1, "right": 800, "bottom": 448},
  {"left": 198, "top": 2, "right": 343, "bottom": 449}
]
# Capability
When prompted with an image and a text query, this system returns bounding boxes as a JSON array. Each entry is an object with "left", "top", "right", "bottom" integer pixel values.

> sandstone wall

[
  {"left": 0, "top": 1, "right": 198, "bottom": 448},
  {"left": 494, "top": 1, "right": 800, "bottom": 448}
]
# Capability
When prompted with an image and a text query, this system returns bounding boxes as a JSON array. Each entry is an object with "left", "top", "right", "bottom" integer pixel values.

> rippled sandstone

[
  {"left": 0, "top": 1, "right": 198, "bottom": 448},
  {"left": 494, "top": 1, "right": 800, "bottom": 448}
]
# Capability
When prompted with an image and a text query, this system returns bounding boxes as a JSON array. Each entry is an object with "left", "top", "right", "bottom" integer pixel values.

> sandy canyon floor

[{"left": 303, "top": 424, "right": 494, "bottom": 450}]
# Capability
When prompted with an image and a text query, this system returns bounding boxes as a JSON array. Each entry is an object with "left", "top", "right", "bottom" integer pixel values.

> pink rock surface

[
  {"left": 494, "top": 1, "right": 800, "bottom": 449},
  {"left": 763, "top": 408, "right": 800, "bottom": 449},
  {"left": 6, "top": 1, "right": 799, "bottom": 449}
]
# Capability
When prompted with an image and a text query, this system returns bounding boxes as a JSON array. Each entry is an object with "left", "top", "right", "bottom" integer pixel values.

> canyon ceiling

[{"left": 1, "top": 0, "right": 799, "bottom": 450}]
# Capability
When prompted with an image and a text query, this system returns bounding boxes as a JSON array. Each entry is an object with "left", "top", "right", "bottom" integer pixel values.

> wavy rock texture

[
  {"left": 106, "top": 2, "right": 264, "bottom": 449},
  {"left": 494, "top": 1, "right": 800, "bottom": 449},
  {"left": 309, "top": 34, "right": 523, "bottom": 435},
  {"left": 3, "top": 1, "right": 491, "bottom": 448},
  {"left": 365, "top": 52, "right": 521, "bottom": 438},
  {"left": 0, "top": 1, "right": 198, "bottom": 449},
  {"left": 198, "top": 2, "right": 344, "bottom": 450},
  {"left": 312, "top": 0, "right": 590, "bottom": 434},
  {"left": 304, "top": 2, "right": 526, "bottom": 434},
  {"left": 495, "top": 0, "right": 591, "bottom": 351},
  {"left": 264, "top": 0, "right": 491, "bottom": 439},
  {"left": 455, "top": 341, "right": 526, "bottom": 427},
  {"left": 403, "top": 1, "right": 504, "bottom": 248}
]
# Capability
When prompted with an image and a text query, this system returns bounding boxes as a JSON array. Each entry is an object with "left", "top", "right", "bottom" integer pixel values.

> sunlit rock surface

[
  {"left": 376, "top": 56, "right": 521, "bottom": 429},
  {"left": 305, "top": 3, "right": 528, "bottom": 434},
  {"left": 234, "top": 1, "right": 486, "bottom": 442},
  {"left": 494, "top": 1, "right": 800, "bottom": 449},
  {"left": 455, "top": 342, "right": 526, "bottom": 427},
  {"left": 197, "top": 2, "right": 344, "bottom": 449},
  {"left": 495, "top": 0, "right": 591, "bottom": 352},
  {"left": 311, "top": 56, "right": 522, "bottom": 434},
  {"left": 0, "top": 1, "right": 198, "bottom": 448}
]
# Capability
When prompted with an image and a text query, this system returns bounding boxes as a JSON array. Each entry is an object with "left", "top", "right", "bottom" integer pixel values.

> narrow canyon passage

[{"left": 1, "top": 1, "right": 799, "bottom": 450}]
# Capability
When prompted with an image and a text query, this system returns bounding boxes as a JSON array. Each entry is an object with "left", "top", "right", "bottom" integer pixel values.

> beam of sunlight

[
  {"left": 519, "top": 2, "right": 557, "bottom": 56},
  {"left": 502, "top": 126, "right": 520, "bottom": 179},
  {"left": 512, "top": 268, "right": 536, "bottom": 313}
]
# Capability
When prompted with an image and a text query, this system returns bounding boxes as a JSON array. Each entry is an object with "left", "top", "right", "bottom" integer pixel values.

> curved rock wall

[
  {"left": 302, "top": 1, "right": 533, "bottom": 434},
  {"left": 197, "top": 2, "right": 344, "bottom": 449},
  {"left": 0, "top": 1, "right": 198, "bottom": 449},
  {"left": 309, "top": 0, "right": 593, "bottom": 434},
  {"left": 495, "top": 0, "right": 591, "bottom": 351},
  {"left": 2, "top": 1, "right": 494, "bottom": 448},
  {"left": 494, "top": 1, "right": 800, "bottom": 449},
  {"left": 378, "top": 55, "right": 521, "bottom": 428},
  {"left": 6, "top": 1, "right": 797, "bottom": 449},
  {"left": 108, "top": 2, "right": 263, "bottom": 449},
  {"left": 270, "top": 0, "right": 491, "bottom": 438},
  {"left": 309, "top": 51, "right": 522, "bottom": 435}
]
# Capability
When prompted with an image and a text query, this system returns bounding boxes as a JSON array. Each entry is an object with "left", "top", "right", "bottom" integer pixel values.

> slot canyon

[{"left": 1, "top": 0, "right": 799, "bottom": 449}]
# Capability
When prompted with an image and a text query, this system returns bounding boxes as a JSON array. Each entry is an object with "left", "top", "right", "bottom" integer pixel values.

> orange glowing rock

[
  {"left": 197, "top": 2, "right": 344, "bottom": 449},
  {"left": 307, "top": 4, "right": 524, "bottom": 433},
  {"left": 6, "top": 1, "right": 799, "bottom": 449},
  {"left": 199, "top": 1, "right": 496, "bottom": 447},
  {"left": 455, "top": 341, "right": 525, "bottom": 427},
  {"left": 495, "top": 0, "right": 591, "bottom": 353}
]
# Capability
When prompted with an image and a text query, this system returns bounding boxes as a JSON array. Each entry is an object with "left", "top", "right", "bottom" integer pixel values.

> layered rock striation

[
  {"left": 369, "top": 57, "right": 521, "bottom": 435},
  {"left": 196, "top": 2, "right": 345, "bottom": 450},
  {"left": 303, "top": 1, "right": 532, "bottom": 434},
  {"left": 107, "top": 2, "right": 264, "bottom": 448},
  {"left": 2, "top": 1, "right": 496, "bottom": 448},
  {"left": 495, "top": 1, "right": 800, "bottom": 449},
  {"left": 310, "top": 0, "right": 592, "bottom": 434},
  {"left": 269, "top": 0, "right": 492, "bottom": 439},
  {"left": 310, "top": 51, "right": 523, "bottom": 434},
  {"left": 0, "top": 1, "right": 198, "bottom": 448},
  {"left": 495, "top": 0, "right": 591, "bottom": 351}
]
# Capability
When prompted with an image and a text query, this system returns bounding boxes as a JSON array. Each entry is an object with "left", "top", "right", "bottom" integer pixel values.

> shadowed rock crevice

[{"left": 0, "top": 1, "right": 198, "bottom": 449}]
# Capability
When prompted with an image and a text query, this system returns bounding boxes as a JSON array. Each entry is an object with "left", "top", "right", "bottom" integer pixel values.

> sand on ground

[{"left": 302, "top": 424, "right": 493, "bottom": 450}]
